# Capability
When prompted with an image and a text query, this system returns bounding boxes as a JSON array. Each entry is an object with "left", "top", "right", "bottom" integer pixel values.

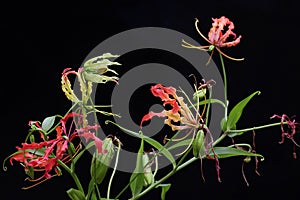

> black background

[{"left": 2, "top": 1, "right": 300, "bottom": 200}]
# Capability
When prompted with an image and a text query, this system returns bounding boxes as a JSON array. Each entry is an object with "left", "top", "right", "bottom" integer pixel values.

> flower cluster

[
  {"left": 9, "top": 113, "right": 104, "bottom": 183},
  {"left": 3, "top": 16, "right": 300, "bottom": 200}
]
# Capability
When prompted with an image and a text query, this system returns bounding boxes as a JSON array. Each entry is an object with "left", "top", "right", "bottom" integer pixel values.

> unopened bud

[
  {"left": 90, "top": 137, "right": 115, "bottom": 184},
  {"left": 192, "top": 130, "right": 205, "bottom": 158},
  {"left": 142, "top": 153, "right": 154, "bottom": 187}
]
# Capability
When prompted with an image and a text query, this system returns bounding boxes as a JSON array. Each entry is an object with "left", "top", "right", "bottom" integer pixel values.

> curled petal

[
  {"left": 150, "top": 84, "right": 176, "bottom": 101},
  {"left": 163, "top": 99, "right": 181, "bottom": 114},
  {"left": 140, "top": 111, "right": 166, "bottom": 127},
  {"left": 208, "top": 16, "right": 242, "bottom": 47},
  {"left": 60, "top": 112, "right": 81, "bottom": 134},
  {"left": 94, "top": 137, "right": 104, "bottom": 154},
  {"left": 80, "top": 132, "right": 105, "bottom": 154},
  {"left": 77, "top": 124, "right": 101, "bottom": 133},
  {"left": 220, "top": 35, "right": 242, "bottom": 48},
  {"left": 10, "top": 152, "right": 35, "bottom": 165}
]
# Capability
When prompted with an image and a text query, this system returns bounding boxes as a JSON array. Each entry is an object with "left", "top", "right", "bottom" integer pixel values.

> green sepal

[{"left": 208, "top": 146, "right": 264, "bottom": 160}]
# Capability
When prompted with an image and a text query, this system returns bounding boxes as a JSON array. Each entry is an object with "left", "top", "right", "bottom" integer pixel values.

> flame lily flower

[
  {"left": 9, "top": 126, "right": 74, "bottom": 180},
  {"left": 182, "top": 16, "right": 244, "bottom": 64},
  {"left": 140, "top": 84, "right": 201, "bottom": 131},
  {"left": 140, "top": 83, "right": 223, "bottom": 181},
  {"left": 8, "top": 112, "right": 105, "bottom": 183}
]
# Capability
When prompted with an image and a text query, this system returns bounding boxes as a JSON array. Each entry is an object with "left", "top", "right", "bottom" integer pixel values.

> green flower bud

[
  {"left": 243, "top": 156, "right": 251, "bottom": 163},
  {"left": 66, "top": 188, "right": 85, "bottom": 200},
  {"left": 90, "top": 137, "right": 115, "bottom": 184},
  {"left": 192, "top": 130, "right": 205, "bottom": 158},
  {"left": 67, "top": 142, "right": 76, "bottom": 157},
  {"left": 142, "top": 153, "right": 154, "bottom": 187}
]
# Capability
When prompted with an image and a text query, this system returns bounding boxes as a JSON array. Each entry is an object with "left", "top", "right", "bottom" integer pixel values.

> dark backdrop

[{"left": 2, "top": 1, "right": 300, "bottom": 200}]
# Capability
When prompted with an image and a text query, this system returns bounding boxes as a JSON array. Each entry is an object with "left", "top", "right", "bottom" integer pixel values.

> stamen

[
  {"left": 175, "top": 130, "right": 196, "bottom": 156},
  {"left": 216, "top": 47, "right": 244, "bottom": 61},
  {"left": 22, "top": 174, "right": 58, "bottom": 190},
  {"left": 181, "top": 39, "right": 210, "bottom": 51},
  {"left": 206, "top": 49, "right": 215, "bottom": 66},
  {"left": 194, "top": 18, "right": 211, "bottom": 44}
]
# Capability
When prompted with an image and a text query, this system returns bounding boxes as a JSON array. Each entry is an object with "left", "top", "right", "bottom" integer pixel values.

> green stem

[
  {"left": 227, "top": 122, "right": 286, "bottom": 133},
  {"left": 127, "top": 120, "right": 285, "bottom": 199},
  {"left": 107, "top": 143, "right": 121, "bottom": 200},
  {"left": 219, "top": 53, "right": 228, "bottom": 120},
  {"left": 205, "top": 86, "right": 213, "bottom": 126},
  {"left": 212, "top": 133, "right": 227, "bottom": 146},
  {"left": 131, "top": 130, "right": 227, "bottom": 200},
  {"left": 47, "top": 102, "right": 79, "bottom": 134},
  {"left": 130, "top": 167, "right": 176, "bottom": 200},
  {"left": 57, "top": 160, "right": 85, "bottom": 195}
]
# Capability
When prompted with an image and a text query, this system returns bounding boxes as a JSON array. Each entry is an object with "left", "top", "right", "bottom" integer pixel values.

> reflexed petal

[{"left": 140, "top": 111, "right": 166, "bottom": 127}]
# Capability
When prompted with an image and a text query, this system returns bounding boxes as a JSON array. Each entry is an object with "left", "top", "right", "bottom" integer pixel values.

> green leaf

[
  {"left": 228, "top": 131, "right": 244, "bottom": 138},
  {"left": 66, "top": 188, "right": 86, "bottom": 200},
  {"left": 220, "top": 117, "right": 227, "bottom": 132},
  {"left": 192, "top": 98, "right": 226, "bottom": 108},
  {"left": 226, "top": 91, "right": 261, "bottom": 131},
  {"left": 25, "top": 166, "right": 34, "bottom": 179},
  {"left": 29, "top": 134, "right": 35, "bottom": 143},
  {"left": 208, "top": 147, "right": 264, "bottom": 160},
  {"left": 193, "top": 88, "right": 206, "bottom": 99},
  {"left": 72, "top": 141, "right": 95, "bottom": 164},
  {"left": 166, "top": 139, "right": 192, "bottom": 151},
  {"left": 91, "top": 191, "right": 97, "bottom": 200},
  {"left": 41, "top": 115, "right": 56, "bottom": 132},
  {"left": 130, "top": 138, "right": 145, "bottom": 198},
  {"left": 100, "top": 199, "right": 118, "bottom": 200},
  {"left": 157, "top": 184, "right": 171, "bottom": 200},
  {"left": 105, "top": 120, "right": 176, "bottom": 169}
]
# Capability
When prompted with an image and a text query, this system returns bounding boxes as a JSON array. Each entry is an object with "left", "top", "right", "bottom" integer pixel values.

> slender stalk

[
  {"left": 107, "top": 143, "right": 121, "bottom": 200},
  {"left": 219, "top": 53, "right": 228, "bottom": 120},
  {"left": 227, "top": 122, "right": 286, "bottom": 133},
  {"left": 57, "top": 160, "right": 85, "bottom": 195},
  {"left": 130, "top": 167, "right": 176, "bottom": 200},
  {"left": 131, "top": 129, "right": 228, "bottom": 200}
]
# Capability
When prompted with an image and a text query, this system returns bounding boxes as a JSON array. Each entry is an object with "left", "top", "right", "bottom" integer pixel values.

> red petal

[
  {"left": 150, "top": 84, "right": 176, "bottom": 101},
  {"left": 9, "top": 152, "right": 34, "bottom": 165},
  {"left": 140, "top": 111, "right": 166, "bottom": 127},
  {"left": 94, "top": 137, "right": 104, "bottom": 154}
]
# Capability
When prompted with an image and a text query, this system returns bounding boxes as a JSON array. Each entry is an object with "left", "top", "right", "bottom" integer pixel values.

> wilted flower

[{"left": 271, "top": 114, "right": 300, "bottom": 158}]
